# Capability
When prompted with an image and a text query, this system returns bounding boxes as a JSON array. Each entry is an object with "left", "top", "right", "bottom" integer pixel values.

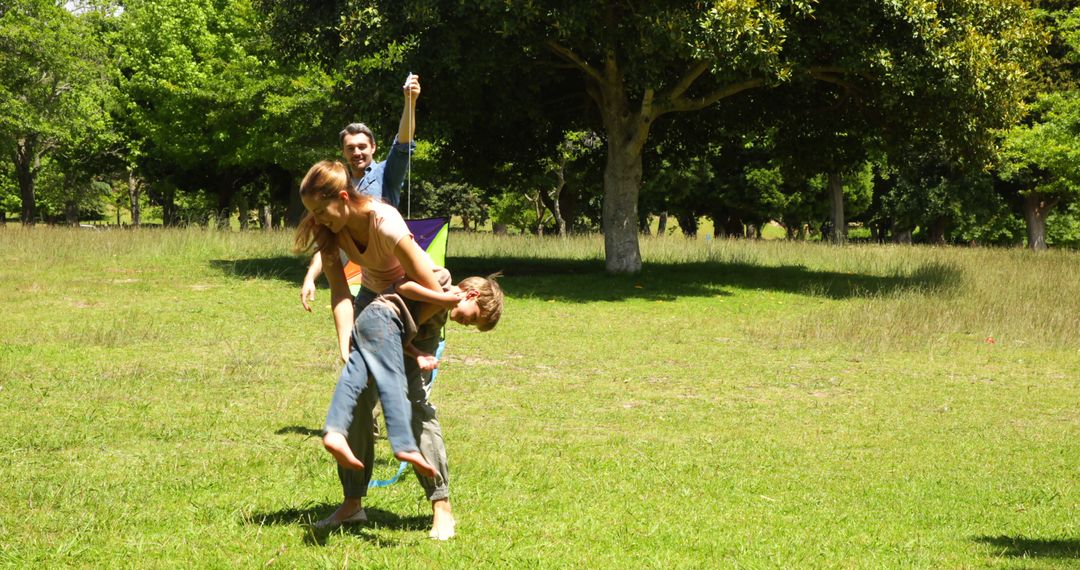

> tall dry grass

[{"left": 452, "top": 231, "right": 1080, "bottom": 351}]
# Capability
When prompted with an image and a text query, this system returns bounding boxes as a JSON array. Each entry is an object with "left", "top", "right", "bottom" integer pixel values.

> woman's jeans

[{"left": 323, "top": 289, "right": 418, "bottom": 456}]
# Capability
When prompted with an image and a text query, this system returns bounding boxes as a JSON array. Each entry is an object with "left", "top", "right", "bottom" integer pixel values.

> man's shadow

[
  {"left": 973, "top": 535, "right": 1080, "bottom": 559},
  {"left": 248, "top": 503, "right": 430, "bottom": 546}
]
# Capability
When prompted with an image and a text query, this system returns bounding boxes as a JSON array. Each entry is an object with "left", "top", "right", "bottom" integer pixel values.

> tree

[
  {"left": 535, "top": 130, "right": 601, "bottom": 237},
  {"left": 994, "top": 4, "right": 1080, "bottom": 250},
  {"left": 999, "top": 91, "right": 1080, "bottom": 249},
  {"left": 116, "top": 0, "right": 337, "bottom": 226},
  {"left": 258, "top": 0, "right": 1037, "bottom": 272},
  {"left": 0, "top": 0, "right": 116, "bottom": 224}
]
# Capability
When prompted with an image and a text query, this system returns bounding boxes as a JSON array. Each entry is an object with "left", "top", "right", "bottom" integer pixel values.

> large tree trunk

[
  {"left": 828, "top": 171, "right": 846, "bottom": 244},
  {"left": 545, "top": 37, "right": 767, "bottom": 272},
  {"left": 127, "top": 170, "right": 142, "bottom": 226},
  {"left": 657, "top": 211, "right": 668, "bottom": 235},
  {"left": 1022, "top": 191, "right": 1058, "bottom": 251},
  {"left": 602, "top": 130, "right": 644, "bottom": 273},
  {"left": 14, "top": 142, "right": 37, "bottom": 225},
  {"left": 593, "top": 56, "right": 648, "bottom": 273}
]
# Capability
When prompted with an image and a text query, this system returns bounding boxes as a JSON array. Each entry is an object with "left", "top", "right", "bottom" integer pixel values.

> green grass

[{"left": 1, "top": 226, "right": 1077, "bottom": 568}]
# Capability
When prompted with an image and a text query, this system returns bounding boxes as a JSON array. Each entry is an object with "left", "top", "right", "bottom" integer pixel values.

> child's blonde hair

[{"left": 458, "top": 272, "right": 504, "bottom": 331}]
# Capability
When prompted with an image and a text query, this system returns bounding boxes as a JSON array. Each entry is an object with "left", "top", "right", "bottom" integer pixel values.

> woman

[{"left": 293, "top": 159, "right": 442, "bottom": 528}]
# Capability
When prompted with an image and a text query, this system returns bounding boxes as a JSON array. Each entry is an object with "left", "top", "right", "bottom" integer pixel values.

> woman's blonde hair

[{"left": 292, "top": 160, "right": 370, "bottom": 254}]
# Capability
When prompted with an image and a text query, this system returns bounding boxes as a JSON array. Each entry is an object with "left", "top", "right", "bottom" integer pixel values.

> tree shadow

[
  {"left": 210, "top": 256, "right": 309, "bottom": 284},
  {"left": 211, "top": 254, "right": 962, "bottom": 303},
  {"left": 449, "top": 255, "right": 961, "bottom": 303},
  {"left": 248, "top": 503, "right": 430, "bottom": 546},
  {"left": 973, "top": 535, "right": 1080, "bottom": 559}
]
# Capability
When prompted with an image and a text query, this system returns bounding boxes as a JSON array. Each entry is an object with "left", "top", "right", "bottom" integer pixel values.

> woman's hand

[{"left": 301, "top": 278, "right": 317, "bottom": 312}]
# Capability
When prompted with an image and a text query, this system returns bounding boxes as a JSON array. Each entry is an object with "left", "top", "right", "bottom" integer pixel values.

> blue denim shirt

[{"left": 350, "top": 139, "right": 415, "bottom": 209}]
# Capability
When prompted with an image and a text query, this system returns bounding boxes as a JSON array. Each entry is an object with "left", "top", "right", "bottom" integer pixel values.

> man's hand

[
  {"left": 416, "top": 354, "right": 439, "bottom": 372},
  {"left": 301, "top": 278, "right": 317, "bottom": 312},
  {"left": 403, "top": 73, "right": 421, "bottom": 104}
]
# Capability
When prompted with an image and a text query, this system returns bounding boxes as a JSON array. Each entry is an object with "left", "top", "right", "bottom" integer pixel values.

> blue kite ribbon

[{"left": 368, "top": 339, "right": 446, "bottom": 488}]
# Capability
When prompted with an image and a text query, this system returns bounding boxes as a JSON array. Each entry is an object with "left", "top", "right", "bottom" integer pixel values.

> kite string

[{"left": 406, "top": 71, "right": 413, "bottom": 219}]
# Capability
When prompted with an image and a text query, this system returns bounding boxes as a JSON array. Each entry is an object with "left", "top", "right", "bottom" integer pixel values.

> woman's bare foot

[
  {"left": 322, "top": 432, "right": 365, "bottom": 470},
  {"left": 395, "top": 449, "right": 437, "bottom": 478},
  {"left": 312, "top": 498, "right": 367, "bottom": 530},
  {"left": 429, "top": 498, "right": 456, "bottom": 540}
]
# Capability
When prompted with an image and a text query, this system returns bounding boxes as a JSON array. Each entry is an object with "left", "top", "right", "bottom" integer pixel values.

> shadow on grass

[
  {"left": 973, "top": 536, "right": 1080, "bottom": 559},
  {"left": 275, "top": 425, "right": 322, "bottom": 437},
  {"left": 249, "top": 503, "right": 430, "bottom": 546},
  {"left": 450, "top": 256, "right": 962, "bottom": 302},
  {"left": 212, "top": 255, "right": 961, "bottom": 303},
  {"left": 210, "top": 257, "right": 310, "bottom": 284}
]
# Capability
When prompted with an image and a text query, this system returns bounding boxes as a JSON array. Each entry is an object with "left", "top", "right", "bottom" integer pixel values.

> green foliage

[
  {"left": 415, "top": 181, "right": 489, "bottom": 229},
  {"left": 489, "top": 190, "right": 540, "bottom": 234},
  {"left": 116, "top": 0, "right": 339, "bottom": 212},
  {"left": 0, "top": 0, "right": 117, "bottom": 221},
  {"left": 1048, "top": 199, "right": 1080, "bottom": 246},
  {"left": 1000, "top": 91, "right": 1080, "bottom": 201},
  {"left": 0, "top": 160, "right": 17, "bottom": 215}
]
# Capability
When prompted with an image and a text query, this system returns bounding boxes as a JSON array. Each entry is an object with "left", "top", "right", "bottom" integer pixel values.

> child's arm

[
  {"left": 395, "top": 279, "right": 461, "bottom": 309},
  {"left": 405, "top": 342, "right": 438, "bottom": 371},
  {"left": 395, "top": 279, "right": 461, "bottom": 326}
]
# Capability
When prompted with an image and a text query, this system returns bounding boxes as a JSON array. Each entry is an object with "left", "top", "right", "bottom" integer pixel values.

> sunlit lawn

[{"left": 1, "top": 226, "right": 1077, "bottom": 568}]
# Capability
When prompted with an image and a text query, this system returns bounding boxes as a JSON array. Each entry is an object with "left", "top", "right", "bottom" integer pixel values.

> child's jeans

[{"left": 323, "top": 289, "right": 418, "bottom": 456}]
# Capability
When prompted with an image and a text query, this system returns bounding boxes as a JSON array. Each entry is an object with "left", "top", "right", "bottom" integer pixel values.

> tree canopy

[
  {"left": 257, "top": 0, "right": 1040, "bottom": 270},
  {"left": 5, "top": 0, "right": 1080, "bottom": 253}
]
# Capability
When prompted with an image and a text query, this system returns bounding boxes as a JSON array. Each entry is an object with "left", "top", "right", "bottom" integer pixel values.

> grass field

[{"left": 1, "top": 226, "right": 1077, "bottom": 568}]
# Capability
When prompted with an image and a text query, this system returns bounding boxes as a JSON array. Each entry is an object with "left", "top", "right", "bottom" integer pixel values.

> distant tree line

[{"left": 3, "top": 0, "right": 1079, "bottom": 271}]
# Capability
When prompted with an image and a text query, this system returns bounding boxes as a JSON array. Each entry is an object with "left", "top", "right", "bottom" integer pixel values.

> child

[{"left": 321, "top": 269, "right": 503, "bottom": 476}]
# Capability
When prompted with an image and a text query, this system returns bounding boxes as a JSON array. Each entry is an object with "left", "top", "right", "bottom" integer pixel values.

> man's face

[{"left": 342, "top": 132, "right": 376, "bottom": 176}]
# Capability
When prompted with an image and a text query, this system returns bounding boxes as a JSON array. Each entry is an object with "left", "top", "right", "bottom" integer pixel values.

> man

[{"left": 303, "top": 74, "right": 457, "bottom": 540}]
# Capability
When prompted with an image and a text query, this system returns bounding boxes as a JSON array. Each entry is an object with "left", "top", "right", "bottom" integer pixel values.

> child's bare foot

[
  {"left": 323, "top": 432, "right": 365, "bottom": 470},
  {"left": 395, "top": 449, "right": 437, "bottom": 478},
  {"left": 430, "top": 499, "right": 456, "bottom": 540}
]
